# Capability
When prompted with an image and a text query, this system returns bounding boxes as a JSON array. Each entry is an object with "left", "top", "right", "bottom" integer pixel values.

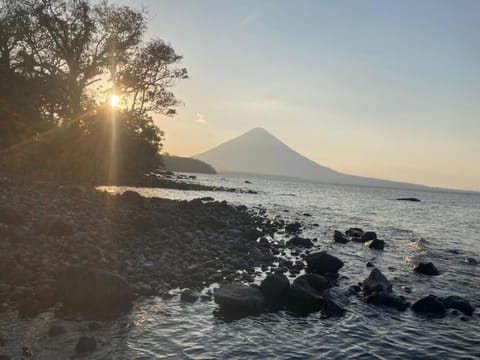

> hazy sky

[{"left": 116, "top": 0, "right": 479, "bottom": 191}]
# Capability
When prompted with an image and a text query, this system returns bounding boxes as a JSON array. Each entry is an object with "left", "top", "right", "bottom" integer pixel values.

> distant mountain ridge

[
  {"left": 162, "top": 155, "right": 216, "bottom": 174},
  {"left": 194, "top": 127, "right": 431, "bottom": 190}
]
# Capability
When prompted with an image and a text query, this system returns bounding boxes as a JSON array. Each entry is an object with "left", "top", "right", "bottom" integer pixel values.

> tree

[{"left": 0, "top": 0, "right": 187, "bottom": 183}]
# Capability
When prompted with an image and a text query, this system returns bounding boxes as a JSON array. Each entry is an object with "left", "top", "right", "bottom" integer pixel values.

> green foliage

[{"left": 0, "top": 0, "right": 187, "bottom": 182}]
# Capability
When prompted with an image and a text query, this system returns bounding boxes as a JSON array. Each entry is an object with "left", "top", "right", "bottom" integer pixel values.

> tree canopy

[{"left": 0, "top": 0, "right": 187, "bottom": 183}]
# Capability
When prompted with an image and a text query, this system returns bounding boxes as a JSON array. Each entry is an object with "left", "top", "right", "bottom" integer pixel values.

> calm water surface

[{"left": 3, "top": 174, "right": 480, "bottom": 359}]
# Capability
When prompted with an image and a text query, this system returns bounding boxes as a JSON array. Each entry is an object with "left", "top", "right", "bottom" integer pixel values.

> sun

[{"left": 109, "top": 94, "right": 120, "bottom": 108}]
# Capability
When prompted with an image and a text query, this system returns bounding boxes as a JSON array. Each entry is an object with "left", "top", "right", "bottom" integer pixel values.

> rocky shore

[{"left": 0, "top": 176, "right": 279, "bottom": 322}]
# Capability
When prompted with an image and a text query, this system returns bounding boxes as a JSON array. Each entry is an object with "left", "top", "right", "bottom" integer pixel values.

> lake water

[{"left": 3, "top": 174, "right": 480, "bottom": 359}]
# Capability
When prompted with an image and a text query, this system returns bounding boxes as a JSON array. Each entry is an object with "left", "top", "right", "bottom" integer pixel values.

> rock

[
  {"left": 285, "top": 222, "right": 301, "bottom": 234},
  {"left": 244, "top": 228, "right": 263, "bottom": 241},
  {"left": 397, "top": 198, "right": 421, "bottom": 202},
  {"left": 413, "top": 262, "right": 439, "bottom": 275},
  {"left": 57, "top": 265, "right": 134, "bottom": 319},
  {"left": 365, "top": 292, "right": 410, "bottom": 311},
  {"left": 75, "top": 336, "right": 97, "bottom": 353},
  {"left": 286, "top": 278, "right": 324, "bottom": 314},
  {"left": 259, "top": 272, "right": 290, "bottom": 306},
  {"left": 306, "top": 252, "right": 344, "bottom": 275},
  {"left": 214, "top": 283, "right": 265, "bottom": 315},
  {"left": 346, "top": 228, "right": 363, "bottom": 237},
  {"left": 365, "top": 239, "right": 385, "bottom": 250},
  {"left": 0, "top": 206, "right": 23, "bottom": 225},
  {"left": 333, "top": 230, "right": 348, "bottom": 244},
  {"left": 22, "top": 345, "right": 33, "bottom": 357},
  {"left": 464, "top": 257, "right": 477, "bottom": 265},
  {"left": 363, "top": 268, "right": 392, "bottom": 295},
  {"left": 441, "top": 296, "right": 474, "bottom": 316},
  {"left": 361, "top": 231, "right": 377, "bottom": 242},
  {"left": 120, "top": 190, "right": 143, "bottom": 204},
  {"left": 32, "top": 217, "right": 73, "bottom": 237},
  {"left": 180, "top": 289, "right": 199, "bottom": 303},
  {"left": 294, "top": 274, "right": 330, "bottom": 293},
  {"left": 199, "top": 196, "right": 214, "bottom": 202},
  {"left": 287, "top": 236, "right": 313, "bottom": 248},
  {"left": 366, "top": 262, "right": 374, "bottom": 268},
  {"left": 349, "top": 236, "right": 364, "bottom": 243},
  {"left": 412, "top": 295, "right": 446, "bottom": 314},
  {"left": 322, "top": 296, "right": 346, "bottom": 316}
]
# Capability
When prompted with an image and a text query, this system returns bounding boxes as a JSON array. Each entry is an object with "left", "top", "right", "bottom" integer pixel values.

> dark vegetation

[
  {"left": 162, "top": 154, "right": 217, "bottom": 174},
  {"left": 0, "top": 0, "right": 187, "bottom": 183}
]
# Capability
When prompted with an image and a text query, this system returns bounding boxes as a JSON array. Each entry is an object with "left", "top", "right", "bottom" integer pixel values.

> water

[{"left": 3, "top": 174, "right": 480, "bottom": 359}]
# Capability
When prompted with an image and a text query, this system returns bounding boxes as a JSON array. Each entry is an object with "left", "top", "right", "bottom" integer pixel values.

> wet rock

[
  {"left": 363, "top": 268, "right": 392, "bottom": 295},
  {"left": 244, "top": 228, "right": 263, "bottom": 241},
  {"left": 22, "top": 345, "right": 33, "bottom": 357},
  {"left": 366, "top": 292, "right": 410, "bottom": 311},
  {"left": 412, "top": 295, "right": 446, "bottom": 314},
  {"left": 120, "top": 190, "right": 143, "bottom": 204},
  {"left": 333, "top": 230, "right": 348, "bottom": 244},
  {"left": 306, "top": 252, "right": 344, "bottom": 275},
  {"left": 347, "top": 285, "right": 361, "bottom": 295},
  {"left": 365, "top": 239, "right": 385, "bottom": 250},
  {"left": 180, "top": 289, "right": 199, "bottom": 303},
  {"left": 287, "top": 279, "right": 323, "bottom": 314},
  {"left": 441, "top": 296, "right": 474, "bottom": 316},
  {"left": 214, "top": 283, "right": 265, "bottom": 315},
  {"left": 464, "top": 257, "right": 477, "bottom": 265},
  {"left": 294, "top": 274, "right": 330, "bottom": 293},
  {"left": 0, "top": 206, "right": 23, "bottom": 225},
  {"left": 57, "top": 265, "right": 134, "bottom": 319},
  {"left": 366, "top": 262, "right": 374, "bottom": 268},
  {"left": 397, "top": 198, "right": 421, "bottom": 202},
  {"left": 346, "top": 228, "right": 363, "bottom": 237},
  {"left": 75, "top": 336, "right": 97, "bottom": 354},
  {"left": 361, "top": 231, "right": 377, "bottom": 242},
  {"left": 285, "top": 222, "right": 302, "bottom": 234},
  {"left": 322, "top": 296, "right": 346, "bottom": 316},
  {"left": 260, "top": 272, "right": 290, "bottom": 306},
  {"left": 287, "top": 236, "right": 313, "bottom": 248},
  {"left": 413, "top": 262, "right": 439, "bottom": 275},
  {"left": 349, "top": 236, "right": 364, "bottom": 243}
]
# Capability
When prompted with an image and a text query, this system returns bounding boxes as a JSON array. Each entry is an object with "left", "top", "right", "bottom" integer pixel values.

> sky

[{"left": 116, "top": 0, "right": 480, "bottom": 191}]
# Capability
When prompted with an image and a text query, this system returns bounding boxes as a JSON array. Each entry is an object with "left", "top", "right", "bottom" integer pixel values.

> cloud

[{"left": 195, "top": 113, "right": 206, "bottom": 124}]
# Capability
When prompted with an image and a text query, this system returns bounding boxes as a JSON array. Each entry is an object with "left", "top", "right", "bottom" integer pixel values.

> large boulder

[
  {"left": 413, "top": 262, "right": 439, "bottom": 276},
  {"left": 57, "top": 265, "right": 134, "bottom": 319},
  {"left": 286, "top": 237, "right": 313, "bottom": 248},
  {"left": 294, "top": 274, "right": 330, "bottom": 293},
  {"left": 333, "top": 230, "right": 348, "bottom": 244},
  {"left": 441, "top": 296, "right": 474, "bottom": 316},
  {"left": 365, "top": 292, "right": 410, "bottom": 311},
  {"left": 286, "top": 278, "right": 324, "bottom": 314},
  {"left": 260, "top": 272, "right": 290, "bottom": 306},
  {"left": 306, "top": 252, "right": 344, "bottom": 275},
  {"left": 214, "top": 283, "right": 265, "bottom": 315},
  {"left": 412, "top": 295, "right": 446, "bottom": 314},
  {"left": 363, "top": 268, "right": 392, "bottom": 295}
]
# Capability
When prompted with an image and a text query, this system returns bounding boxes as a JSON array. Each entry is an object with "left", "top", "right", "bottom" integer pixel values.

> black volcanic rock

[
  {"left": 441, "top": 296, "right": 474, "bottom": 316},
  {"left": 366, "top": 292, "right": 410, "bottom": 311},
  {"left": 346, "top": 228, "right": 364, "bottom": 237},
  {"left": 413, "top": 262, "right": 439, "bottom": 275},
  {"left": 285, "top": 222, "right": 302, "bottom": 234},
  {"left": 287, "top": 236, "right": 313, "bottom": 248},
  {"left": 214, "top": 283, "right": 265, "bottom": 315},
  {"left": 260, "top": 273, "right": 290, "bottom": 306},
  {"left": 361, "top": 231, "right": 377, "bottom": 242},
  {"left": 306, "top": 252, "right": 344, "bottom": 275},
  {"left": 412, "top": 295, "right": 446, "bottom": 314},
  {"left": 397, "top": 198, "right": 421, "bottom": 202},
  {"left": 333, "top": 230, "right": 348, "bottom": 244},
  {"left": 365, "top": 239, "right": 385, "bottom": 250},
  {"left": 363, "top": 268, "right": 392, "bottom": 295}
]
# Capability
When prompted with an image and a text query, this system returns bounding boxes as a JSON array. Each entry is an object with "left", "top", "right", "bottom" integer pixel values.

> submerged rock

[
  {"left": 397, "top": 198, "right": 421, "bottom": 202},
  {"left": 345, "top": 228, "right": 363, "bottom": 238},
  {"left": 365, "top": 239, "right": 385, "bottom": 250},
  {"left": 75, "top": 336, "right": 97, "bottom": 353},
  {"left": 180, "top": 289, "right": 200, "bottom": 303},
  {"left": 411, "top": 295, "right": 446, "bottom": 314},
  {"left": 413, "top": 262, "right": 439, "bottom": 275},
  {"left": 322, "top": 296, "right": 346, "bottom": 316},
  {"left": 363, "top": 268, "right": 392, "bottom": 295},
  {"left": 287, "top": 236, "right": 313, "bottom": 248},
  {"left": 366, "top": 292, "right": 410, "bottom": 311},
  {"left": 333, "top": 230, "right": 348, "bottom": 244},
  {"left": 214, "top": 283, "right": 265, "bottom": 315},
  {"left": 57, "top": 265, "right": 134, "bottom": 319},
  {"left": 287, "top": 278, "right": 323, "bottom": 314},
  {"left": 294, "top": 274, "right": 330, "bottom": 293},
  {"left": 441, "top": 296, "right": 474, "bottom": 316},
  {"left": 306, "top": 252, "right": 344, "bottom": 275}
]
